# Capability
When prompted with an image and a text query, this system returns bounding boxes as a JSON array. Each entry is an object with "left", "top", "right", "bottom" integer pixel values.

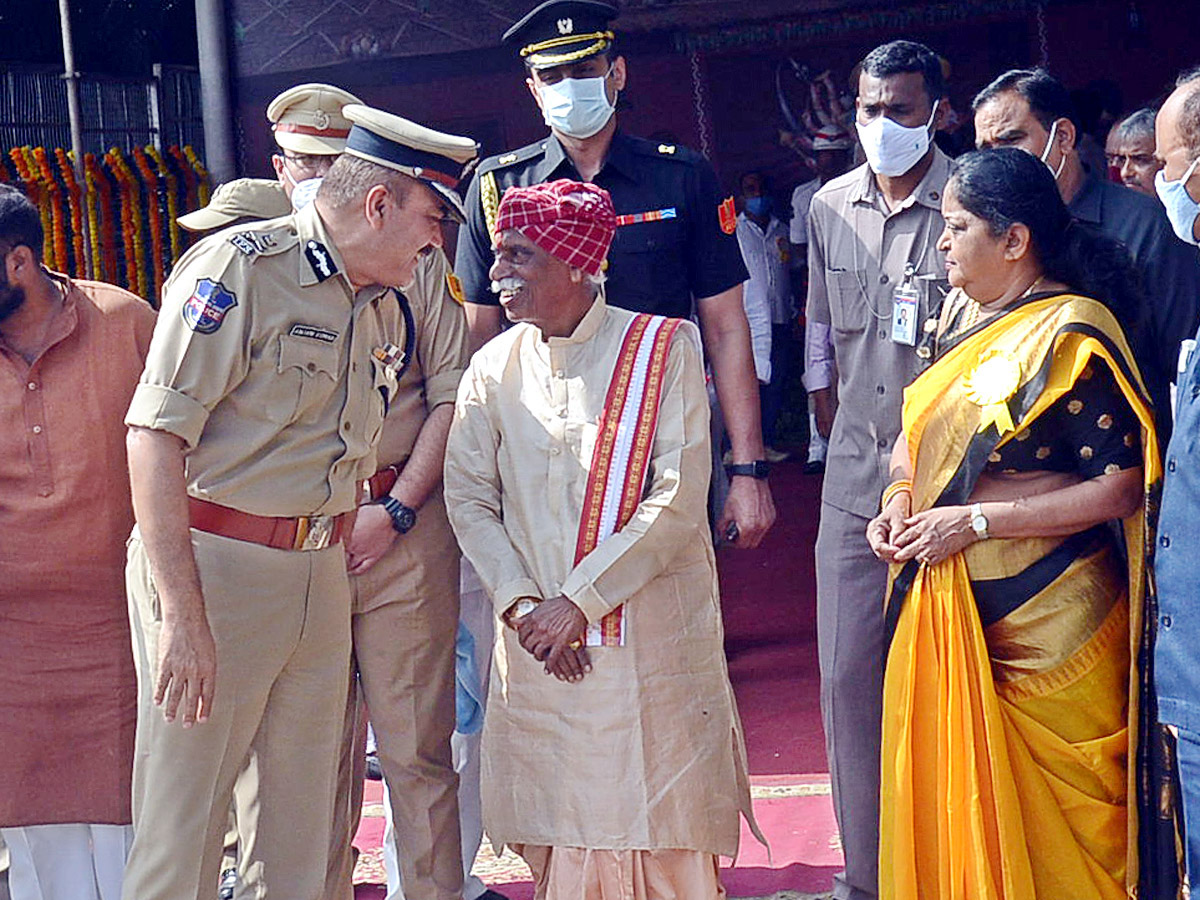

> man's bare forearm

[
  {"left": 465, "top": 303, "right": 504, "bottom": 354},
  {"left": 127, "top": 426, "right": 206, "bottom": 624},
  {"left": 698, "top": 285, "right": 766, "bottom": 461},
  {"left": 388, "top": 403, "right": 454, "bottom": 510}
]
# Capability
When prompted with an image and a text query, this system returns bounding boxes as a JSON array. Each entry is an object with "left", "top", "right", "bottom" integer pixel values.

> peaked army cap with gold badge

[
  {"left": 502, "top": 0, "right": 618, "bottom": 69},
  {"left": 177, "top": 178, "right": 292, "bottom": 232},
  {"left": 267, "top": 83, "right": 363, "bottom": 155},
  {"left": 341, "top": 104, "right": 479, "bottom": 223}
]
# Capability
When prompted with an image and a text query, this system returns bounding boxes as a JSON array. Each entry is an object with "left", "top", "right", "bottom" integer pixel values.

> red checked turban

[{"left": 495, "top": 179, "right": 617, "bottom": 277}]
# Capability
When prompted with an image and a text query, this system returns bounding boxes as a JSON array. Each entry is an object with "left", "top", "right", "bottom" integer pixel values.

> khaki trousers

[
  {"left": 123, "top": 530, "right": 351, "bottom": 900},
  {"left": 325, "top": 496, "right": 462, "bottom": 900}
]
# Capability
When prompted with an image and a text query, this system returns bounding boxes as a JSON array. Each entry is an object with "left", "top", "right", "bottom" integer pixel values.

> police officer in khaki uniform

[
  {"left": 121, "top": 106, "right": 477, "bottom": 900},
  {"left": 268, "top": 82, "right": 363, "bottom": 203},
  {"left": 325, "top": 235, "right": 470, "bottom": 900}
]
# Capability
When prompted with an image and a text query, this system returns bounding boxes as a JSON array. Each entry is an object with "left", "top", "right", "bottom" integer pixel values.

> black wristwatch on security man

[
  {"left": 377, "top": 496, "right": 417, "bottom": 534},
  {"left": 725, "top": 460, "right": 770, "bottom": 479}
]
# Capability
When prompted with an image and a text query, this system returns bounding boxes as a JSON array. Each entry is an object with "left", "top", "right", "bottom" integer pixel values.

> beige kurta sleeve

[
  {"left": 406, "top": 248, "right": 468, "bottom": 408},
  {"left": 125, "top": 242, "right": 253, "bottom": 447},
  {"left": 560, "top": 322, "right": 712, "bottom": 624},
  {"left": 444, "top": 357, "right": 543, "bottom": 614}
]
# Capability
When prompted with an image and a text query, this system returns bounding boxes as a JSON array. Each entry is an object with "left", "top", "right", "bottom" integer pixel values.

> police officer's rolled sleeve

[
  {"left": 128, "top": 248, "right": 251, "bottom": 446},
  {"left": 125, "top": 383, "right": 211, "bottom": 448},
  {"left": 686, "top": 160, "right": 748, "bottom": 300}
]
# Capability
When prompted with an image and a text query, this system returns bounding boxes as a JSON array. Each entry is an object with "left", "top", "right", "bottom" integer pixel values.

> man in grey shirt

[
  {"left": 974, "top": 67, "right": 1200, "bottom": 441},
  {"left": 805, "top": 40, "right": 950, "bottom": 900}
]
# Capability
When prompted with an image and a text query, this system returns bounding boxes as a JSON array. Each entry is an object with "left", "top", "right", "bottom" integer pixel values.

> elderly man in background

[
  {"left": 1151, "top": 64, "right": 1200, "bottom": 889},
  {"left": 1106, "top": 107, "right": 1164, "bottom": 196},
  {"left": 444, "top": 179, "right": 758, "bottom": 900},
  {"left": 0, "top": 184, "right": 156, "bottom": 900}
]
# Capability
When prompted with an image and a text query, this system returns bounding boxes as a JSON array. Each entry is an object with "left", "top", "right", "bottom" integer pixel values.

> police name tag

[{"left": 891, "top": 281, "right": 920, "bottom": 346}]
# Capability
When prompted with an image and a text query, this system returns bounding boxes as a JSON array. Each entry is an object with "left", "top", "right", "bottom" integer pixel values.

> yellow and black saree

[{"left": 879, "top": 291, "right": 1170, "bottom": 900}]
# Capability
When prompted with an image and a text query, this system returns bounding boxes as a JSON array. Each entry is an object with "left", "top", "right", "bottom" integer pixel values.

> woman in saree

[{"left": 866, "top": 147, "right": 1167, "bottom": 900}]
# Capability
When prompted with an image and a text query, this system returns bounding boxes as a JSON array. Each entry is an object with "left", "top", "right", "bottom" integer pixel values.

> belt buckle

[{"left": 293, "top": 515, "right": 335, "bottom": 551}]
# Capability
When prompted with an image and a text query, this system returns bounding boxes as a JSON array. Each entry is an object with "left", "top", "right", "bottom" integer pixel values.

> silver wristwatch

[{"left": 970, "top": 502, "right": 990, "bottom": 540}]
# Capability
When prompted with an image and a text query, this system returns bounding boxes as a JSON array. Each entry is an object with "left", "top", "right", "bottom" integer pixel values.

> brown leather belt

[
  {"left": 363, "top": 463, "right": 402, "bottom": 502},
  {"left": 187, "top": 497, "right": 352, "bottom": 552}
]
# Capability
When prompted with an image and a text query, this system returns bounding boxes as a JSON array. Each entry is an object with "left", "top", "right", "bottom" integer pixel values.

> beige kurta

[{"left": 443, "top": 297, "right": 755, "bottom": 858}]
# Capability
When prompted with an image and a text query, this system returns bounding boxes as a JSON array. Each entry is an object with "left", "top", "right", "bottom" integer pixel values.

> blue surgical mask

[
  {"left": 1155, "top": 157, "right": 1200, "bottom": 246},
  {"left": 537, "top": 68, "right": 617, "bottom": 139},
  {"left": 745, "top": 196, "right": 772, "bottom": 217}
]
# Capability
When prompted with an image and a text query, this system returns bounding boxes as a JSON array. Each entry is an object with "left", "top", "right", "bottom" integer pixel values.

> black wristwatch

[
  {"left": 377, "top": 496, "right": 417, "bottom": 534},
  {"left": 725, "top": 460, "right": 770, "bottom": 480}
]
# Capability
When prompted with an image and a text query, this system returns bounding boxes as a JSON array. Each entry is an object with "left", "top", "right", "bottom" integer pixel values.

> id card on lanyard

[{"left": 891, "top": 264, "right": 920, "bottom": 346}]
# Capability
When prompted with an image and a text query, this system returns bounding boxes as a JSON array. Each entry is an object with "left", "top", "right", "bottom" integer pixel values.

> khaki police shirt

[
  {"left": 126, "top": 203, "right": 406, "bottom": 518},
  {"left": 375, "top": 248, "right": 468, "bottom": 468},
  {"left": 806, "top": 149, "right": 951, "bottom": 519}
]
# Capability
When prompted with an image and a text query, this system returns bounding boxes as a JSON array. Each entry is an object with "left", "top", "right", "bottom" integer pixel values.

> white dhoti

[{"left": 1, "top": 824, "right": 133, "bottom": 900}]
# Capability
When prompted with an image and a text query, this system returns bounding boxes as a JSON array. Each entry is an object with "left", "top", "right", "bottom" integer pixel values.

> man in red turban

[{"left": 443, "top": 178, "right": 761, "bottom": 899}]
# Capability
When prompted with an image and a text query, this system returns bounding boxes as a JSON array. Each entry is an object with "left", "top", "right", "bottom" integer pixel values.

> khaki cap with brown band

[{"left": 267, "top": 83, "right": 363, "bottom": 155}]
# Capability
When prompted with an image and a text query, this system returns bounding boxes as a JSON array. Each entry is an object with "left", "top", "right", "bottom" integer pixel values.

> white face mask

[
  {"left": 856, "top": 100, "right": 938, "bottom": 177},
  {"left": 536, "top": 67, "right": 617, "bottom": 139},
  {"left": 1155, "top": 157, "right": 1200, "bottom": 246},
  {"left": 291, "top": 176, "right": 323, "bottom": 211},
  {"left": 1039, "top": 120, "right": 1067, "bottom": 181}
]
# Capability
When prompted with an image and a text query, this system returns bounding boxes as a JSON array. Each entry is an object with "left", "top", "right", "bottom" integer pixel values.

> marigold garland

[
  {"left": 4, "top": 143, "right": 212, "bottom": 296},
  {"left": 133, "top": 148, "right": 166, "bottom": 300},
  {"left": 55, "top": 148, "right": 88, "bottom": 278},
  {"left": 146, "top": 145, "right": 182, "bottom": 265},
  {"left": 81, "top": 154, "right": 103, "bottom": 281}
]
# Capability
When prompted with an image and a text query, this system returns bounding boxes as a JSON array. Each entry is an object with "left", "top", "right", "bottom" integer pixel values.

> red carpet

[{"left": 354, "top": 461, "right": 838, "bottom": 898}]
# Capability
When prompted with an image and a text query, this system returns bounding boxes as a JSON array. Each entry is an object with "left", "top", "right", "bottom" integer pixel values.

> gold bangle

[{"left": 881, "top": 479, "right": 913, "bottom": 511}]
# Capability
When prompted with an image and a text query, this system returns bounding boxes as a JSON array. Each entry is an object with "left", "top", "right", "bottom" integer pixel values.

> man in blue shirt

[{"left": 1151, "top": 64, "right": 1200, "bottom": 887}]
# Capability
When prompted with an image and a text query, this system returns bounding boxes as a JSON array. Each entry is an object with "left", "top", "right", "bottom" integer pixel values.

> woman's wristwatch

[{"left": 970, "top": 502, "right": 990, "bottom": 540}]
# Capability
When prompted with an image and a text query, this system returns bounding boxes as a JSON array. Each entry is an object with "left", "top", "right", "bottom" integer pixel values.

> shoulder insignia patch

[
  {"left": 446, "top": 271, "right": 466, "bottom": 305},
  {"left": 182, "top": 278, "right": 238, "bottom": 334},
  {"left": 718, "top": 196, "right": 737, "bottom": 235},
  {"left": 657, "top": 143, "right": 676, "bottom": 155},
  {"left": 304, "top": 240, "right": 338, "bottom": 282},
  {"left": 228, "top": 230, "right": 279, "bottom": 257},
  {"left": 289, "top": 323, "right": 339, "bottom": 343}
]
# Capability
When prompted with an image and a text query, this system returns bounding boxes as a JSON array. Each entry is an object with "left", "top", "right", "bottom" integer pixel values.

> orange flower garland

[
  {"left": 5, "top": 143, "right": 210, "bottom": 295},
  {"left": 55, "top": 148, "right": 88, "bottom": 277},
  {"left": 107, "top": 149, "right": 145, "bottom": 298},
  {"left": 146, "top": 145, "right": 182, "bottom": 264},
  {"left": 133, "top": 147, "right": 165, "bottom": 299},
  {"left": 184, "top": 146, "right": 211, "bottom": 206},
  {"left": 33, "top": 148, "right": 68, "bottom": 272}
]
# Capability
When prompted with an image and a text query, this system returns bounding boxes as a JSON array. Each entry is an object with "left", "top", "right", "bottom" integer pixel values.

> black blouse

[{"left": 984, "top": 359, "right": 1142, "bottom": 479}]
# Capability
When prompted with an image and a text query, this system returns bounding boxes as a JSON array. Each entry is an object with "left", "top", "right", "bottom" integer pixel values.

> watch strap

[
  {"left": 378, "top": 496, "right": 416, "bottom": 534},
  {"left": 725, "top": 460, "right": 770, "bottom": 479}
]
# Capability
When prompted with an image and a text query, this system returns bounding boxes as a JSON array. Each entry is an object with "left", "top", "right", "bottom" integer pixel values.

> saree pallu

[{"left": 879, "top": 293, "right": 1168, "bottom": 900}]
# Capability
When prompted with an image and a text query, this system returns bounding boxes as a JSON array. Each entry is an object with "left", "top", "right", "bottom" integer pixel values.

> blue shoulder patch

[{"left": 182, "top": 278, "right": 238, "bottom": 334}]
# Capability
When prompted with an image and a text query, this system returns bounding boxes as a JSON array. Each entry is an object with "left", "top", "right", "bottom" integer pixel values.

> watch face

[{"left": 396, "top": 506, "right": 417, "bottom": 532}]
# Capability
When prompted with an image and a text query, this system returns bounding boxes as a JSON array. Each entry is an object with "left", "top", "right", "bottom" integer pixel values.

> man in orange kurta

[{"left": 0, "top": 184, "right": 156, "bottom": 900}]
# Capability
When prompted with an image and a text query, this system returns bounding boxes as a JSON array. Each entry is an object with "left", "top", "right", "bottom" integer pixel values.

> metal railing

[{"left": 0, "top": 64, "right": 205, "bottom": 157}]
